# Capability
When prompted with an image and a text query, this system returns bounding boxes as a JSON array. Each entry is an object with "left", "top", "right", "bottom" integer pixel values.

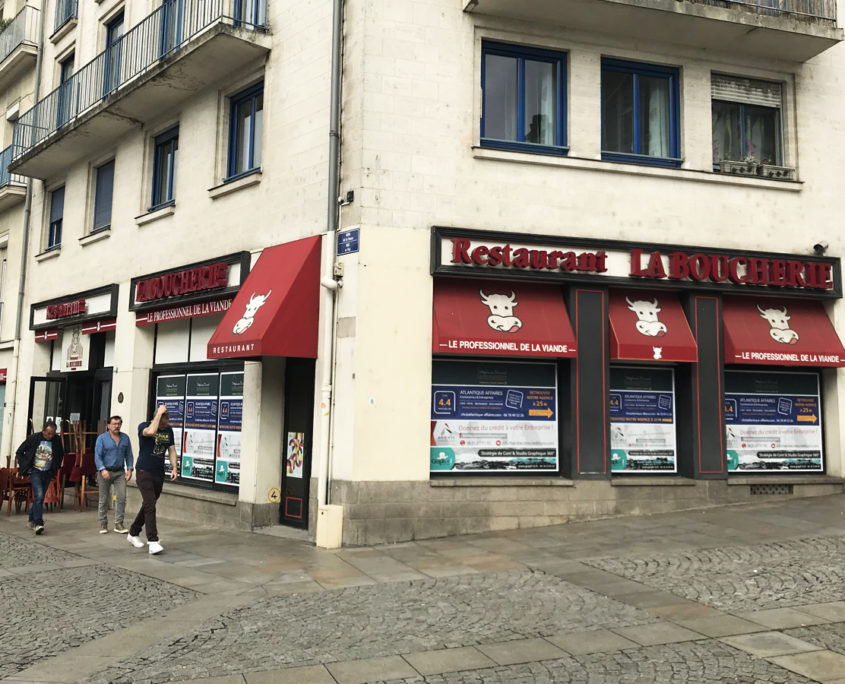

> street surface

[{"left": 1, "top": 495, "right": 844, "bottom": 683}]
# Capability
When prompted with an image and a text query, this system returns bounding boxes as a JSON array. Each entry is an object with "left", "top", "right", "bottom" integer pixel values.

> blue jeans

[{"left": 28, "top": 470, "right": 53, "bottom": 526}]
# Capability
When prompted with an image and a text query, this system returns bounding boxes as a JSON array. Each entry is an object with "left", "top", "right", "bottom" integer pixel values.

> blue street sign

[{"left": 337, "top": 228, "right": 360, "bottom": 256}]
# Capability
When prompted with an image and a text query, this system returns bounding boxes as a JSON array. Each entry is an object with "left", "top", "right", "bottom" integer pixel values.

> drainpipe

[
  {"left": 314, "top": 0, "right": 343, "bottom": 548},
  {"left": 2, "top": 2, "right": 46, "bottom": 461}
]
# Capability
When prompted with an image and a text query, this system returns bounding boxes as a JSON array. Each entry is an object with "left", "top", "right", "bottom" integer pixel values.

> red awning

[
  {"left": 432, "top": 278, "right": 576, "bottom": 358},
  {"left": 609, "top": 290, "right": 697, "bottom": 362},
  {"left": 207, "top": 236, "right": 321, "bottom": 359},
  {"left": 723, "top": 296, "right": 845, "bottom": 366}
]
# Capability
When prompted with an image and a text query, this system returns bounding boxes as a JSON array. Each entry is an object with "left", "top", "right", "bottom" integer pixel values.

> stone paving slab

[
  {"left": 738, "top": 607, "right": 831, "bottom": 629},
  {"left": 784, "top": 622, "right": 845, "bottom": 656},
  {"left": 545, "top": 629, "right": 639, "bottom": 656},
  {"left": 403, "top": 647, "right": 496, "bottom": 675},
  {"left": 475, "top": 638, "right": 567, "bottom": 665},
  {"left": 721, "top": 631, "right": 823, "bottom": 658},
  {"left": 769, "top": 650, "right": 845, "bottom": 682}
]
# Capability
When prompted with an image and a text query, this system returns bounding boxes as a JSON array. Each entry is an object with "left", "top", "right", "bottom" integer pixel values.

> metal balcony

[
  {"left": 11, "top": 0, "right": 270, "bottom": 178},
  {"left": 0, "top": 5, "right": 39, "bottom": 89},
  {"left": 0, "top": 145, "right": 27, "bottom": 211},
  {"left": 464, "top": 0, "right": 842, "bottom": 62}
]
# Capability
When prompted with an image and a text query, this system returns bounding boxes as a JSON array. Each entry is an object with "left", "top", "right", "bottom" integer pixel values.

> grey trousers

[{"left": 97, "top": 470, "right": 126, "bottom": 525}]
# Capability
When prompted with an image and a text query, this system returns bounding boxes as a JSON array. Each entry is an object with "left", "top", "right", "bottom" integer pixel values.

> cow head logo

[
  {"left": 757, "top": 304, "right": 799, "bottom": 345},
  {"left": 480, "top": 289, "right": 522, "bottom": 333},
  {"left": 232, "top": 290, "right": 272, "bottom": 335},
  {"left": 626, "top": 297, "right": 667, "bottom": 337}
]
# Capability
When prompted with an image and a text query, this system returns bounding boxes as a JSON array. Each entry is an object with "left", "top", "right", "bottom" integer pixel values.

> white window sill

[
  {"left": 472, "top": 147, "right": 803, "bottom": 192},
  {"left": 79, "top": 229, "right": 110, "bottom": 246},
  {"left": 50, "top": 18, "right": 77, "bottom": 44},
  {"left": 208, "top": 170, "right": 261, "bottom": 199},
  {"left": 135, "top": 203, "right": 175, "bottom": 227},
  {"left": 35, "top": 248, "right": 61, "bottom": 262}
]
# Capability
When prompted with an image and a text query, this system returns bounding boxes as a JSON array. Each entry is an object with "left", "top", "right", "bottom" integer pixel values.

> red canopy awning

[
  {"left": 723, "top": 295, "right": 845, "bottom": 367},
  {"left": 432, "top": 278, "right": 576, "bottom": 358},
  {"left": 207, "top": 236, "right": 321, "bottom": 359},
  {"left": 609, "top": 290, "right": 697, "bottom": 362}
]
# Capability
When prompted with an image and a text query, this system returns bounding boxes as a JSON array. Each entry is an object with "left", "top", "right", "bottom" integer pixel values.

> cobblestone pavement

[
  {"left": 87, "top": 570, "right": 654, "bottom": 682},
  {"left": 0, "top": 495, "right": 844, "bottom": 683},
  {"left": 583, "top": 536, "right": 845, "bottom": 613},
  {"left": 0, "top": 532, "right": 196, "bottom": 680}
]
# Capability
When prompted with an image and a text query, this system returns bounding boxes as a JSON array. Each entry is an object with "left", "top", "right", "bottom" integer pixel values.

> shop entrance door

[
  {"left": 28, "top": 377, "right": 65, "bottom": 435},
  {"left": 280, "top": 358, "right": 315, "bottom": 529}
]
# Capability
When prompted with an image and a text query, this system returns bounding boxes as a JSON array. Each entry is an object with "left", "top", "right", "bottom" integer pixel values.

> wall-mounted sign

[
  {"left": 135, "top": 263, "right": 228, "bottom": 303},
  {"left": 46, "top": 298, "right": 87, "bottom": 320},
  {"left": 60, "top": 325, "right": 90, "bottom": 372},
  {"left": 31, "top": 285, "right": 119, "bottom": 331},
  {"left": 433, "top": 227, "right": 841, "bottom": 296},
  {"left": 337, "top": 228, "right": 360, "bottom": 256},
  {"left": 135, "top": 297, "right": 233, "bottom": 326}
]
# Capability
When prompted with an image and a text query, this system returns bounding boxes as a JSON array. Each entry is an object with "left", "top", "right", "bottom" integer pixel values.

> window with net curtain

[
  {"left": 481, "top": 41, "right": 566, "bottom": 154},
  {"left": 711, "top": 75, "right": 782, "bottom": 167},
  {"left": 601, "top": 59, "right": 680, "bottom": 167}
]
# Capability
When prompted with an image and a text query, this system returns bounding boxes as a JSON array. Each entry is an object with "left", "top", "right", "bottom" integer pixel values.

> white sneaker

[
  {"left": 148, "top": 541, "right": 164, "bottom": 555},
  {"left": 127, "top": 534, "right": 145, "bottom": 548}
]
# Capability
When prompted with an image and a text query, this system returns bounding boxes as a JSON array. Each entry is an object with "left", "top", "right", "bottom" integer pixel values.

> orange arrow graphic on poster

[
  {"left": 797, "top": 414, "right": 818, "bottom": 423},
  {"left": 529, "top": 407, "right": 554, "bottom": 418}
]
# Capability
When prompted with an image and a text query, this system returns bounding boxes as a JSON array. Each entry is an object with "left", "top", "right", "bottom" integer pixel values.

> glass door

[{"left": 28, "top": 377, "right": 66, "bottom": 436}]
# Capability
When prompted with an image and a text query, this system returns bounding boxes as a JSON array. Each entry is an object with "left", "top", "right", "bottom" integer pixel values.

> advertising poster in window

[
  {"left": 155, "top": 374, "right": 185, "bottom": 477},
  {"left": 430, "top": 360, "right": 558, "bottom": 473},
  {"left": 61, "top": 325, "right": 90, "bottom": 372},
  {"left": 182, "top": 373, "right": 218, "bottom": 482},
  {"left": 215, "top": 372, "right": 242, "bottom": 486},
  {"left": 725, "top": 371, "right": 823, "bottom": 472},
  {"left": 286, "top": 432, "right": 305, "bottom": 478},
  {"left": 610, "top": 367, "right": 677, "bottom": 473}
]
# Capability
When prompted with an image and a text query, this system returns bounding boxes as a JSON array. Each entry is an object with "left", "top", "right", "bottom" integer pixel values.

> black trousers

[{"left": 129, "top": 469, "right": 164, "bottom": 542}]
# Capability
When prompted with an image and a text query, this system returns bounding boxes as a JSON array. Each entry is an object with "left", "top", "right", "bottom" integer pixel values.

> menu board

[
  {"left": 182, "top": 373, "right": 218, "bottom": 482},
  {"left": 610, "top": 367, "right": 677, "bottom": 473},
  {"left": 216, "top": 372, "right": 243, "bottom": 485},
  {"left": 726, "top": 371, "right": 823, "bottom": 472},
  {"left": 155, "top": 374, "right": 185, "bottom": 476},
  {"left": 430, "top": 360, "right": 558, "bottom": 473}
]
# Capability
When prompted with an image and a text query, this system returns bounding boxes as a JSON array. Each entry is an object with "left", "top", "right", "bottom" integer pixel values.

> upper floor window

[
  {"left": 54, "top": 0, "right": 77, "bottom": 33},
  {"left": 92, "top": 159, "right": 115, "bottom": 232},
  {"left": 152, "top": 127, "right": 178, "bottom": 209},
  {"left": 481, "top": 41, "right": 567, "bottom": 155},
  {"left": 712, "top": 74, "right": 783, "bottom": 168},
  {"left": 227, "top": 83, "right": 263, "bottom": 180},
  {"left": 601, "top": 58, "right": 681, "bottom": 168},
  {"left": 48, "top": 186, "right": 65, "bottom": 250},
  {"left": 104, "top": 13, "right": 124, "bottom": 96},
  {"left": 57, "top": 53, "right": 74, "bottom": 128}
]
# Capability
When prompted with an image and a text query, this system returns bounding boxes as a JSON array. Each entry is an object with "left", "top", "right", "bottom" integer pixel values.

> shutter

[
  {"left": 93, "top": 160, "right": 114, "bottom": 230},
  {"left": 711, "top": 74, "right": 782, "bottom": 108},
  {"left": 49, "top": 186, "right": 65, "bottom": 223}
]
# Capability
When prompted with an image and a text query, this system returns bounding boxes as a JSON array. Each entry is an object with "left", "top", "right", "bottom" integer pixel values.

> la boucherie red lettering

[
  {"left": 630, "top": 249, "right": 833, "bottom": 290},
  {"left": 136, "top": 263, "right": 229, "bottom": 302}
]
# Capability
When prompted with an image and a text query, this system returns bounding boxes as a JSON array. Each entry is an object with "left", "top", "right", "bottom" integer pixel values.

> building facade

[{"left": 3, "top": 0, "right": 845, "bottom": 545}]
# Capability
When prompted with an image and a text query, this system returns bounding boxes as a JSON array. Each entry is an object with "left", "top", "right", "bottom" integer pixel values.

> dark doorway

[{"left": 280, "top": 358, "right": 315, "bottom": 528}]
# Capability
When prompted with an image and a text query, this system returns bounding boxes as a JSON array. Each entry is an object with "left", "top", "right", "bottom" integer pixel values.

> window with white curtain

[
  {"left": 481, "top": 41, "right": 567, "bottom": 155},
  {"left": 601, "top": 58, "right": 680, "bottom": 168}
]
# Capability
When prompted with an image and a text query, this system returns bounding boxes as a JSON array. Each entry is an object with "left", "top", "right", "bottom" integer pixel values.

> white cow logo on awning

[
  {"left": 627, "top": 297, "right": 667, "bottom": 338},
  {"left": 757, "top": 304, "right": 799, "bottom": 345},
  {"left": 233, "top": 290, "right": 272, "bottom": 335},
  {"left": 480, "top": 289, "right": 522, "bottom": 333}
]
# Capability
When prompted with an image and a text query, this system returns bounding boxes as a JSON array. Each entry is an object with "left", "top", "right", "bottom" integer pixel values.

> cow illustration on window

[
  {"left": 626, "top": 297, "right": 667, "bottom": 337},
  {"left": 757, "top": 304, "right": 799, "bottom": 344},
  {"left": 232, "top": 290, "right": 272, "bottom": 335},
  {"left": 480, "top": 290, "right": 522, "bottom": 333}
]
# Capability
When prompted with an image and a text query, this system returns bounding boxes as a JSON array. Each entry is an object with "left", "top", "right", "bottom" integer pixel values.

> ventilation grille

[{"left": 750, "top": 484, "right": 793, "bottom": 496}]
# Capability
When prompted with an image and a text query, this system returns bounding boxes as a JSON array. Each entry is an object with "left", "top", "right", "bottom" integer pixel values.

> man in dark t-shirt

[{"left": 128, "top": 405, "right": 177, "bottom": 555}]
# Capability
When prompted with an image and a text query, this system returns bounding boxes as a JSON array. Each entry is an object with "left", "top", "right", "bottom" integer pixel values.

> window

[
  {"left": 54, "top": 0, "right": 77, "bottom": 33},
  {"left": 601, "top": 59, "right": 680, "bottom": 168},
  {"left": 235, "top": 0, "right": 266, "bottom": 27},
  {"left": 48, "top": 186, "right": 65, "bottom": 249},
  {"left": 152, "top": 127, "right": 178, "bottom": 209},
  {"left": 227, "top": 83, "right": 263, "bottom": 179},
  {"left": 480, "top": 42, "right": 566, "bottom": 155},
  {"left": 712, "top": 75, "right": 783, "bottom": 168},
  {"left": 57, "top": 54, "right": 74, "bottom": 128},
  {"left": 92, "top": 160, "right": 114, "bottom": 232},
  {"left": 104, "top": 13, "right": 124, "bottom": 96}
]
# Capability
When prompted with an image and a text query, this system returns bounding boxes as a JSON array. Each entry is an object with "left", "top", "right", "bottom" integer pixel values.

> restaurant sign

[{"left": 31, "top": 285, "right": 118, "bottom": 331}]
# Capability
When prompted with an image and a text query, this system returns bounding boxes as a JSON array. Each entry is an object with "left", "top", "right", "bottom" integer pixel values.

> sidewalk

[{"left": 1, "top": 494, "right": 844, "bottom": 682}]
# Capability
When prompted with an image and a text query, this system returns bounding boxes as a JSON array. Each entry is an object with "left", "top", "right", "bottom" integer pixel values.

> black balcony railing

[
  {"left": 0, "top": 144, "right": 26, "bottom": 187},
  {"left": 14, "top": 0, "right": 266, "bottom": 161}
]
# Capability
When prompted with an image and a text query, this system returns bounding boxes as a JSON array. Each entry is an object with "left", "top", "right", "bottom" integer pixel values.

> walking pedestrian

[
  {"left": 94, "top": 415, "right": 134, "bottom": 534},
  {"left": 15, "top": 421, "right": 64, "bottom": 535},
  {"left": 127, "top": 405, "right": 177, "bottom": 554}
]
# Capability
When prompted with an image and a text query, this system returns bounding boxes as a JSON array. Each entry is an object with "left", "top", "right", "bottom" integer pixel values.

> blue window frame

[
  {"left": 57, "top": 54, "right": 75, "bottom": 129},
  {"left": 151, "top": 127, "right": 178, "bottom": 209},
  {"left": 481, "top": 41, "right": 567, "bottom": 156},
  {"left": 54, "top": 0, "right": 77, "bottom": 34},
  {"left": 92, "top": 159, "right": 115, "bottom": 232},
  {"left": 104, "top": 13, "right": 124, "bottom": 97},
  {"left": 227, "top": 83, "right": 263, "bottom": 180},
  {"left": 48, "top": 186, "right": 65, "bottom": 250},
  {"left": 601, "top": 58, "right": 681, "bottom": 168},
  {"left": 160, "top": 0, "right": 184, "bottom": 59},
  {"left": 234, "top": 0, "right": 266, "bottom": 28}
]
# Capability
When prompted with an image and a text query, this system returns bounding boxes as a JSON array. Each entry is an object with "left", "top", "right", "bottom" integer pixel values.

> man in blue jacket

[
  {"left": 15, "top": 421, "right": 64, "bottom": 535},
  {"left": 94, "top": 415, "right": 134, "bottom": 534}
]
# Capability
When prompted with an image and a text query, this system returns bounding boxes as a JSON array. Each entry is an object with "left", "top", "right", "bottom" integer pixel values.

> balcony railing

[
  {"left": 689, "top": 0, "right": 836, "bottom": 21},
  {"left": 0, "top": 145, "right": 26, "bottom": 187},
  {"left": 54, "top": 0, "right": 77, "bottom": 34},
  {"left": 0, "top": 5, "right": 40, "bottom": 66},
  {"left": 14, "top": 0, "right": 266, "bottom": 161}
]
